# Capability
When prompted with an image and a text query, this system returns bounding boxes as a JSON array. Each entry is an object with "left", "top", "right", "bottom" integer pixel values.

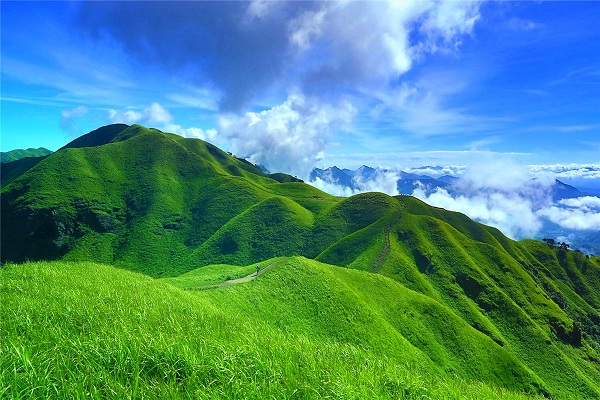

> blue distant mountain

[{"left": 310, "top": 165, "right": 587, "bottom": 200}]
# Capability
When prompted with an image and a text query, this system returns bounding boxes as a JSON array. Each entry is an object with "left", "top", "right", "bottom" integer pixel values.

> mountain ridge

[{"left": 1, "top": 147, "right": 52, "bottom": 163}]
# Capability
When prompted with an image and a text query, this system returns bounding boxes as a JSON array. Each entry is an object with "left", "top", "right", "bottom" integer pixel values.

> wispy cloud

[{"left": 60, "top": 105, "right": 89, "bottom": 134}]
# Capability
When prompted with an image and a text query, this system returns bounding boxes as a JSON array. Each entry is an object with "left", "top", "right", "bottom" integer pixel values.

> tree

[
  {"left": 558, "top": 242, "right": 570, "bottom": 252},
  {"left": 543, "top": 238, "right": 556, "bottom": 248}
]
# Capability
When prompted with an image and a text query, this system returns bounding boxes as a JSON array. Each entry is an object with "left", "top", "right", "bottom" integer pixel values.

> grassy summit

[{"left": 1, "top": 124, "right": 599, "bottom": 398}]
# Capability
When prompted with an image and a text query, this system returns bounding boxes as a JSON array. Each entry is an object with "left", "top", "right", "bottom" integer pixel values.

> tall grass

[{"left": 1, "top": 261, "right": 541, "bottom": 399}]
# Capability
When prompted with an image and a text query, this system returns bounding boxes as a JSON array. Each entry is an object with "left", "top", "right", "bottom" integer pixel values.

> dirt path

[{"left": 194, "top": 258, "right": 288, "bottom": 290}]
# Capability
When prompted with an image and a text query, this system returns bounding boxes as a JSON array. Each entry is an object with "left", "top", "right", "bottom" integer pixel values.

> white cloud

[
  {"left": 456, "top": 159, "right": 551, "bottom": 193},
  {"left": 309, "top": 168, "right": 400, "bottom": 198},
  {"left": 164, "top": 124, "right": 218, "bottom": 142},
  {"left": 246, "top": 0, "right": 273, "bottom": 20},
  {"left": 558, "top": 196, "right": 600, "bottom": 211},
  {"left": 409, "top": 159, "right": 559, "bottom": 238},
  {"left": 410, "top": 161, "right": 600, "bottom": 237},
  {"left": 108, "top": 102, "right": 173, "bottom": 126},
  {"left": 537, "top": 206, "right": 600, "bottom": 231},
  {"left": 218, "top": 92, "right": 356, "bottom": 177},
  {"left": 289, "top": 9, "right": 326, "bottom": 51},
  {"left": 310, "top": 160, "right": 600, "bottom": 240},
  {"left": 310, "top": 177, "right": 355, "bottom": 197},
  {"left": 529, "top": 163, "right": 600, "bottom": 180},
  {"left": 290, "top": 1, "right": 481, "bottom": 89},
  {"left": 403, "top": 165, "right": 466, "bottom": 177},
  {"left": 107, "top": 109, "right": 144, "bottom": 125},
  {"left": 61, "top": 105, "right": 89, "bottom": 120},
  {"left": 353, "top": 170, "right": 400, "bottom": 196},
  {"left": 412, "top": 185, "right": 543, "bottom": 239},
  {"left": 145, "top": 102, "right": 173, "bottom": 125},
  {"left": 417, "top": 0, "right": 480, "bottom": 50}
]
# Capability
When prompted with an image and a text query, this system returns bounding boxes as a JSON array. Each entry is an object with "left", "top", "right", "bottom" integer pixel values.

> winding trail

[{"left": 192, "top": 258, "right": 288, "bottom": 290}]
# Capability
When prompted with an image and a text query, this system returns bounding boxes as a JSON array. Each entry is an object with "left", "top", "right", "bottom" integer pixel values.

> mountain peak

[{"left": 59, "top": 123, "right": 130, "bottom": 150}]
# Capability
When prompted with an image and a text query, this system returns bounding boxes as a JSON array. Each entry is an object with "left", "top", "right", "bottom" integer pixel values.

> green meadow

[{"left": 2, "top": 259, "right": 548, "bottom": 400}]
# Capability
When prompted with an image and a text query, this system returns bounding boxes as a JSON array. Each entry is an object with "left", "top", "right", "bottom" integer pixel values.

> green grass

[
  {"left": 1, "top": 260, "right": 545, "bottom": 399},
  {"left": 160, "top": 261, "right": 264, "bottom": 289}
]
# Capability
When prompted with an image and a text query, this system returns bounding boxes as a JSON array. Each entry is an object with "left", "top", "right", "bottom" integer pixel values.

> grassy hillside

[
  {"left": 1, "top": 260, "right": 544, "bottom": 399},
  {"left": 2, "top": 124, "right": 599, "bottom": 398},
  {"left": 1, "top": 124, "right": 333, "bottom": 275}
]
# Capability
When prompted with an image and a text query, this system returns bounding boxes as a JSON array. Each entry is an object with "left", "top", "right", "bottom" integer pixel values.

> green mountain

[
  {"left": 1, "top": 147, "right": 52, "bottom": 163},
  {"left": 1, "top": 124, "right": 599, "bottom": 399},
  {"left": 1, "top": 147, "right": 53, "bottom": 187}
]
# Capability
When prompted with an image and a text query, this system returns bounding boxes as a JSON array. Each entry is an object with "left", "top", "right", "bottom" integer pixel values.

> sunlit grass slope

[
  {"left": 2, "top": 260, "right": 543, "bottom": 400},
  {"left": 309, "top": 195, "right": 600, "bottom": 399},
  {"left": 0, "top": 124, "right": 336, "bottom": 276},
  {"left": 2, "top": 124, "right": 599, "bottom": 398}
]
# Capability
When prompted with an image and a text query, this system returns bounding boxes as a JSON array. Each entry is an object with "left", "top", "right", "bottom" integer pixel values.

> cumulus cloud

[
  {"left": 408, "top": 160, "right": 555, "bottom": 238},
  {"left": 72, "top": 0, "right": 488, "bottom": 177},
  {"left": 309, "top": 167, "right": 400, "bottom": 197},
  {"left": 292, "top": 1, "right": 481, "bottom": 95},
  {"left": 353, "top": 170, "right": 400, "bottom": 196},
  {"left": 108, "top": 102, "right": 175, "bottom": 126},
  {"left": 415, "top": 185, "right": 543, "bottom": 238},
  {"left": 164, "top": 124, "right": 218, "bottom": 142},
  {"left": 412, "top": 162, "right": 600, "bottom": 238},
  {"left": 536, "top": 196, "right": 600, "bottom": 231},
  {"left": 558, "top": 196, "right": 600, "bottom": 210},
  {"left": 218, "top": 92, "right": 356, "bottom": 177},
  {"left": 311, "top": 177, "right": 356, "bottom": 197}
]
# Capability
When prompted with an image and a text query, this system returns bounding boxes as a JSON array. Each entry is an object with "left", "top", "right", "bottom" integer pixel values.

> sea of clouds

[{"left": 309, "top": 161, "right": 600, "bottom": 251}]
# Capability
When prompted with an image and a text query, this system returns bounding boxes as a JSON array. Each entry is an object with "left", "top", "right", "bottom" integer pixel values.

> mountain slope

[
  {"left": 1, "top": 259, "right": 546, "bottom": 399},
  {"left": 1, "top": 124, "right": 333, "bottom": 276},
  {"left": 2, "top": 124, "right": 599, "bottom": 398}
]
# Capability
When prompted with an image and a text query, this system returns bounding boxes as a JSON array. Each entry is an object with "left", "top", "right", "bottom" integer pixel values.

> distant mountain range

[
  {"left": 1, "top": 147, "right": 52, "bottom": 163},
  {"left": 310, "top": 165, "right": 586, "bottom": 200}
]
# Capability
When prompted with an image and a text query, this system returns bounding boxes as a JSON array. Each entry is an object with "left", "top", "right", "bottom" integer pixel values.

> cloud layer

[
  {"left": 309, "top": 160, "right": 600, "bottom": 241},
  {"left": 414, "top": 163, "right": 600, "bottom": 237}
]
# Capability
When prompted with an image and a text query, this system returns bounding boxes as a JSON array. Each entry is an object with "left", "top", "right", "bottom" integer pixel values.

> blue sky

[{"left": 2, "top": 1, "right": 599, "bottom": 178}]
